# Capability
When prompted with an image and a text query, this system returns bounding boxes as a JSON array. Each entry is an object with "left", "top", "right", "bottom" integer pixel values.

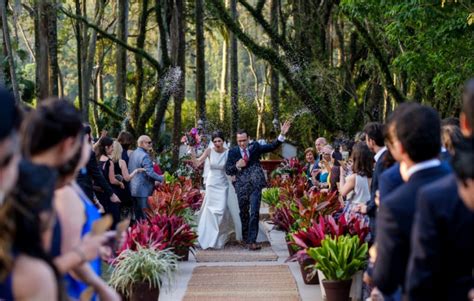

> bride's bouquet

[{"left": 181, "top": 128, "right": 201, "bottom": 148}]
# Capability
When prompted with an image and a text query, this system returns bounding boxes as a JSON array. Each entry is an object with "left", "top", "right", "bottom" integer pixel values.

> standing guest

[
  {"left": 117, "top": 130, "right": 134, "bottom": 165},
  {"left": 110, "top": 141, "right": 144, "bottom": 218},
  {"left": 441, "top": 124, "right": 463, "bottom": 156},
  {"left": 77, "top": 125, "right": 121, "bottom": 208},
  {"left": 356, "top": 123, "right": 385, "bottom": 233},
  {"left": 19, "top": 99, "right": 112, "bottom": 273},
  {"left": 304, "top": 148, "right": 319, "bottom": 187},
  {"left": 95, "top": 137, "right": 123, "bottom": 228},
  {"left": 0, "top": 163, "right": 62, "bottom": 301},
  {"left": 372, "top": 104, "right": 451, "bottom": 298},
  {"left": 55, "top": 134, "right": 119, "bottom": 301},
  {"left": 128, "top": 135, "right": 164, "bottom": 220},
  {"left": 406, "top": 78, "right": 474, "bottom": 301},
  {"left": 339, "top": 142, "right": 372, "bottom": 205},
  {"left": 314, "top": 137, "right": 327, "bottom": 166}
]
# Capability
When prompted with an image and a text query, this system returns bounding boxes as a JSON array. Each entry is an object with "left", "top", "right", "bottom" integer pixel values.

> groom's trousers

[{"left": 239, "top": 189, "right": 262, "bottom": 243}]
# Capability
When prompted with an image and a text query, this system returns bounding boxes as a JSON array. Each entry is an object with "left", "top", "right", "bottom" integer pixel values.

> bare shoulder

[
  {"left": 13, "top": 255, "right": 57, "bottom": 300},
  {"left": 54, "top": 186, "right": 83, "bottom": 212}
]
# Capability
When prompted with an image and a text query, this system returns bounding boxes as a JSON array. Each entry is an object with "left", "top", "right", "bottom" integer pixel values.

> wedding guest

[
  {"left": 96, "top": 137, "right": 123, "bottom": 228},
  {"left": 372, "top": 104, "right": 451, "bottom": 298},
  {"left": 19, "top": 99, "right": 113, "bottom": 275},
  {"left": 110, "top": 141, "right": 144, "bottom": 218},
  {"left": 314, "top": 137, "right": 327, "bottom": 166},
  {"left": 304, "top": 148, "right": 318, "bottom": 186},
  {"left": 441, "top": 124, "right": 462, "bottom": 156},
  {"left": 406, "top": 78, "right": 474, "bottom": 301},
  {"left": 0, "top": 163, "right": 62, "bottom": 300},
  {"left": 340, "top": 142, "right": 372, "bottom": 205},
  {"left": 128, "top": 135, "right": 164, "bottom": 220},
  {"left": 55, "top": 133, "right": 119, "bottom": 300},
  {"left": 77, "top": 124, "right": 120, "bottom": 208},
  {"left": 117, "top": 131, "right": 134, "bottom": 164}
]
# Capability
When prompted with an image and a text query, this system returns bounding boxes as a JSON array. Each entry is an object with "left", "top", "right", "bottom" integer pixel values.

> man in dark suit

[
  {"left": 406, "top": 78, "right": 474, "bottom": 301},
  {"left": 226, "top": 121, "right": 291, "bottom": 250},
  {"left": 372, "top": 104, "right": 451, "bottom": 297}
]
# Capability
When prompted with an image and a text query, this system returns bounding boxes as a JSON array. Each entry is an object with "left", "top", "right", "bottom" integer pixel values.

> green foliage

[
  {"left": 108, "top": 246, "right": 179, "bottom": 297},
  {"left": 307, "top": 235, "right": 368, "bottom": 281},
  {"left": 262, "top": 187, "right": 280, "bottom": 207}
]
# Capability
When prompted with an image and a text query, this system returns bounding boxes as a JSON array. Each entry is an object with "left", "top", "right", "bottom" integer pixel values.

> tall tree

[
  {"left": 116, "top": 0, "right": 129, "bottom": 116},
  {"left": 229, "top": 0, "right": 239, "bottom": 142},
  {"left": 269, "top": 0, "right": 279, "bottom": 127},
  {"left": 171, "top": 0, "right": 185, "bottom": 166},
  {"left": 35, "top": 0, "right": 50, "bottom": 100},
  {"left": 195, "top": 0, "right": 206, "bottom": 123},
  {"left": 46, "top": 0, "right": 58, "bottom": 96},
  {"left": 0, "top": 0, "right": 20, "bottom": 102},
  {"left": 219, "top": 26, "right": 228, "bottom": 122}
]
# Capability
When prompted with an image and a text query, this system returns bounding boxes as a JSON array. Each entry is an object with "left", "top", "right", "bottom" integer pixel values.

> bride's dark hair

[{"left": 211, "top": 130, "right": 225, "bottom": 142}]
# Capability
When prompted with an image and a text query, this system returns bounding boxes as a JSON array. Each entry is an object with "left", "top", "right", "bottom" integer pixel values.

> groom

[{"left": 226, "top": 121, "right": 291, "bottom": 250}]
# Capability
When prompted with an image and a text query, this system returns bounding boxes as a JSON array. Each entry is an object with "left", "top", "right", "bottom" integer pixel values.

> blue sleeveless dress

[
  {"left": 64, "top": 185, "right": 101, "bottom": 300},
  {"left": 0, "top": 274, "right": 14, "bottom": 300}
]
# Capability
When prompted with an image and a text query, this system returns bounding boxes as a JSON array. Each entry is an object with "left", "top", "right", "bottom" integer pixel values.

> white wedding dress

[{"left": 197, "top": 148, "right": 242, "bottom": 249}]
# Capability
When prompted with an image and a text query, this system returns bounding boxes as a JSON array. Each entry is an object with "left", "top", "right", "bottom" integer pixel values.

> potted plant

[
  {"left": 307, "top": 235, "right": 368, "bottom": 301},
  {"left": 262, "top": 187, "right": 280, "bottom": 216},
  {"left": 108, "top": 246, "right": 179, "bottom": 301}
]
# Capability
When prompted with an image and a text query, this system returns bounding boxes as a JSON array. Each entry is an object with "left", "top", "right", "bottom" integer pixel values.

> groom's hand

[
  {"left": 236, "top": 159, "right": 247, "bottom": 169},
  {"left": 280, "top": 120, "right": 291, "bottom": 136}
]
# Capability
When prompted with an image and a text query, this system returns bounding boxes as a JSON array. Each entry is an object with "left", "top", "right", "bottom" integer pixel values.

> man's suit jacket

[
  {"left": 406, "top": 174, "right": 474, "bottom": 301},
  {"left": 367, "top": 150, "right": 388, "bottom": 218},
  {"left": 226, "top": 139, "right": 282, "bottom": 197},
  {"left": 77, "top": 150, "right": 113, "bottom": 201},
  {"left": 128, "top": 147, "right": 163, "bottom": 198},
  {"left": 379, "top": 163, "right": 404, "bottom": 199},
  {"left": 373, "top": 163, "right": 451, "bottom": 295}
]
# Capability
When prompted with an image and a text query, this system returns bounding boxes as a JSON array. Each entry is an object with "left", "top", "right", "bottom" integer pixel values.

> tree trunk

[
  {"left": 269, "top": 0, "right": 279, "bottom": 128},
  {"left": 36, "top": 0, "right": 50, "bottom": 100},
  {"left": 74, "top": 0, "right": 83, "bottom": 110},
  {"left": 219, "top": 33, "right": 228, "bottom": 122},
  {"left": 116, "top": 0, "right": 129, "bottom": 115},
  {"left": 195, "top": 0, "right": 206, "bottom": 123},
  {"left": 132, "top": 0, "right": 149, "bottom": 132},
  {"left": 46, "top": 0, "right": 58, "bottom": 96},
  {"left": 0, "top": 0, "right": 20, "bottom": 102},
  {"left": 230, "top": 0, "right": 239, "bottom": 143},
  {"left": 171, "top": 0, "right": 185, "bottom": 167}
]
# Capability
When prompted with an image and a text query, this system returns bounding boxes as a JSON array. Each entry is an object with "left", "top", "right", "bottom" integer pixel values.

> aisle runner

[
  {"left": 194, "top": 243, "right": 278, "bottom": 262},
  {"left": 183, "top": 265, "right": 300, "bottom": 301}
]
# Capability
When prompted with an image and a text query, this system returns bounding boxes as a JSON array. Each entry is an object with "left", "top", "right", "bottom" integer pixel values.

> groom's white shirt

[{"left": 239, "top": 134, "right": 285, "bottom": 158}]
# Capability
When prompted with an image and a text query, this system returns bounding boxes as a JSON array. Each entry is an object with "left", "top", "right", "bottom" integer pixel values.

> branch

[
  {"left": 89, "top": 98, "right": 123, "bottom": 121},
  {"left": 208, "top": 0, "right": 339, "bottom": 130},
  {"left": 256, "top": 0, "right": 266, "bottom": 14},
  {"left": 237, "top": 0, "right": 292, "bottom": 54},
  {"left": 348, "top": 16, "right": 405, "bottom": 104},
  {"left": 61, "top": 8, "right": 163, "bottom": 75}
]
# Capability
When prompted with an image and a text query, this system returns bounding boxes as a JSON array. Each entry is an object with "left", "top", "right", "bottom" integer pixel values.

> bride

[{"left": 190, "top": 130, "right": 242, "bottom": 249}]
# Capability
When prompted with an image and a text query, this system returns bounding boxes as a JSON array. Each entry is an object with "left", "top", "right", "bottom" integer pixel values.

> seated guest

[
  {"left": 372, "top": 104, "right": 451, "bottom": 298},
  {"left": 406, "top": 78, "right": 474, "bottom": 301},
  {"left": 304, "top": 148, "right": 318, "bottom": 186}
]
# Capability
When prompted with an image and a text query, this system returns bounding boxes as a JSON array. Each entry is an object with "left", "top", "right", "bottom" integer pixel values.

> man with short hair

[
  {"left": 128, "top": 135, "right": 164, "bottom": 220},
  {"left": 314, "top": 137, "right": 327, "bottom": 167},
  {"left": 373, "top": 104, "right": 451, "bottom": 298},
  {"left": 406, "top": 79, "right": 474, "bottom": 301}
]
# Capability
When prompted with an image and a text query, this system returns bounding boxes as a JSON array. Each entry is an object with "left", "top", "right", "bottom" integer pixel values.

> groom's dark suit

[{"left": 226, "top": 139, "right": 282, "bottom": 244}]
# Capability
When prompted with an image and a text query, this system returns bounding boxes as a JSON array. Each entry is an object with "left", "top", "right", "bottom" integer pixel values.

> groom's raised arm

[
  {"left": 226, "top": 150, "right": 239, "bottom": 176},
  {"left": 259, "top": 120, "right": 291, "bottom": 154}
]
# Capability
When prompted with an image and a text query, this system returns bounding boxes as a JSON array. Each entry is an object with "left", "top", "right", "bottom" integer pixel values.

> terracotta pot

[
  {"left": 174, "top": 247, "right": 189, "bottom": 261},
  {"left": 285, "top": 236, "right": 297, "bottom": 256},
  {"left": 322, "top": 279, "right": 352, "bottom": 301},
  {"left": 129, "top": 281, "right": 160, "bottom": 301},
  {"left": 298, "top": 257, "right": 319, "bottom": 285},
  {"left": 260, "top": 160, "right": 284, "bottom": 172}
]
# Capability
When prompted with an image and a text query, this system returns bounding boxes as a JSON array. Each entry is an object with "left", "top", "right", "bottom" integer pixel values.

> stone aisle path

[{"left": 159, "top": 218, "right": 323, "bottom": 301}]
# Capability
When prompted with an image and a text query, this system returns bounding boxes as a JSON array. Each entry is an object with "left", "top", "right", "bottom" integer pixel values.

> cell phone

[{"left": 341, "top": 151, "right": 349, "bottom": 161}]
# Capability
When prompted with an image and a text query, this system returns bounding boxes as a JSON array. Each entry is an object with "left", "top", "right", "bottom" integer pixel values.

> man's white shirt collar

[
  {"left": 374, "top": 146, "right": 387, "bottom": 162},
  {"left": 406, "top": 159, "right": 441, "bottom": 180}
]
